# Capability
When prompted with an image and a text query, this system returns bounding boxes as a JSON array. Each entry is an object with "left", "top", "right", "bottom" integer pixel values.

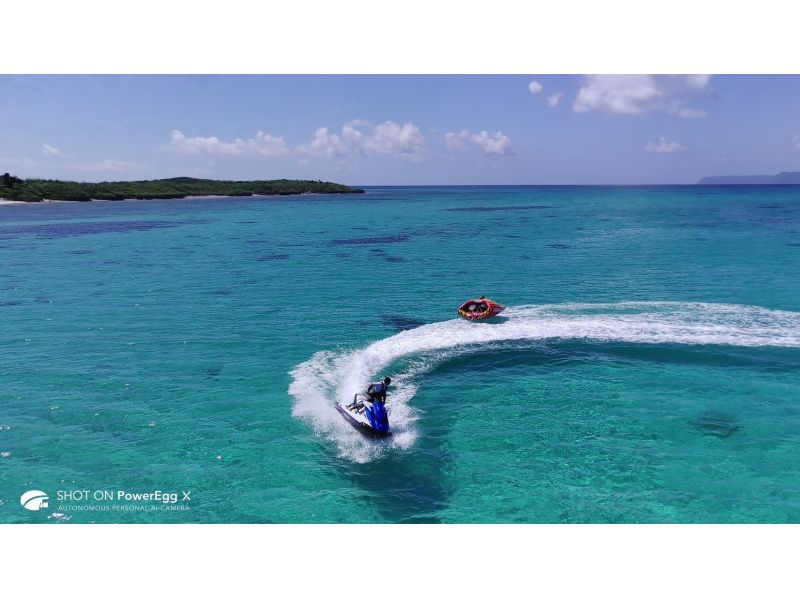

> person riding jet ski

[
  {"left": 337, "top": 376, "right": 392, "bottom": 437},
  {"left": 366, "top": 377, "right": 391, "bottom": 404},
  {"left": 352, "top": 377, "right": 391, "bottom": 411}
]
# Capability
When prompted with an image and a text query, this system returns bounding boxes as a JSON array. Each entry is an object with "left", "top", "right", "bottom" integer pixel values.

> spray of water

[{"left": 289, "top": 302, "right": 800, "bottom": 462}]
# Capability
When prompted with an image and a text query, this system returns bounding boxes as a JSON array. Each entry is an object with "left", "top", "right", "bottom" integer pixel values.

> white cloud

[
  {"left": 645, "top": 137, "right": 686, "bottom": 154},
  {"left": 471, "top": 131, "right": 513, "bottom": 155},
  {"left": 41, "top": 143, "right": 63, "bottom": 157},
  {"left": 366, "top": 121, "right": 425, "bottom": 157},
  {"left": 166, "top": 129, "right": 289, "bottom": 157},
  {"left": 573, "top": 75, "right": 711, "bottom": 117},
  {"left": 444, "top": 130, "right": 467, "bottom": 150},
  {"left": 297, "top": 120, "right": 425, "bottom": 160},
  {"left": 793, "top": 134, "right": 800, "bottom": 149},
  {"left": 528, "top": 80, "right": 543, "bottom": 94},
  {"left": 297, "top": 127, "right": 347, "bottom": 158},
  {"left": 445, "top": 129, "right": 513, "bottom": 156},
  {"left": 547, "top": 92, "right": 564, "bottom": 107}
]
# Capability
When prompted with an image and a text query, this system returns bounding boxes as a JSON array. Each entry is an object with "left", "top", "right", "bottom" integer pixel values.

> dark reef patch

[
  {"left": 370, "top": 248, "right": 406, "bottom": 263},
  {"left": 444, "top": 205, "right": 554, "bottom": 212},
  {"left": 0, "top": 300, "right": 22, "bottom": 307},
  {"left": 0, "top": 219, "right": 192, "bottom": 239},
  {"left": 380, "top": 315, "right": 427, "bottom": 331},
  {"left": 255, "top": 253, "right": 290, "bottom": 261},
  {"left": 67, "top": 249, "right": 93, "bottom": 255},
  {"left": 786, "top": 243, "right": 800, "bottom": 247},
  {"left": 210, "top": 289, "right": 233, "bottom": 296},
  {"left": 690, "top": 412, "right": 742, "bottom": 438},
  {"left": 547, "top": 243, "right": 570, "bottom": 249},
  {"left": 332, "top": 234, "right": 410, "bottom": 246}
]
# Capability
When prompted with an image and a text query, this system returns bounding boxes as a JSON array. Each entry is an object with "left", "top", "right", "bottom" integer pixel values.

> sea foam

[{"left": 289, "top": 302, "right": 800, "bottom": 462}]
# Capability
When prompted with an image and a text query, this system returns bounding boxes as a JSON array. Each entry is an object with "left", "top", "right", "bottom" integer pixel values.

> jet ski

[
  {"left": 458, "top": 296, "right": 505, "bottom": 321},
  {"left": 335, "top": 393, "right": 391, "bottom": 438}
]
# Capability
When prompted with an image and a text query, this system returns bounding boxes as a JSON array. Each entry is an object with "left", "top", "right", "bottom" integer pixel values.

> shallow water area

[{"left": 2, "top": 186, "right": 800, "bottom": 522}]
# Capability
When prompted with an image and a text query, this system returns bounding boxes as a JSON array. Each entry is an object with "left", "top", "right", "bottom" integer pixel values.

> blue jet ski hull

[{"left": 336, "top": 401, "right": 391, "bottom": 438}]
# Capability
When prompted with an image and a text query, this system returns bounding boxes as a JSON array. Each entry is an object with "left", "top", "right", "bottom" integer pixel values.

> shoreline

[
  {"left": 0, "top": 176, "right": 364, "bottom": 203},
  {"left": 0, "top": 192, "right": 360, "bottom": 205}
]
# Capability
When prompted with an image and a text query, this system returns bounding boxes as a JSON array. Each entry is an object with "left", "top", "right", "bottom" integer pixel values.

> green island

[{"left": 0, "top": 173, "right": 365, "bottom": 202}]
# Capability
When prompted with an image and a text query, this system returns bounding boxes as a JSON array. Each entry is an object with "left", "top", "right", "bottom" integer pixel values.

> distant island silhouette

[
  {"left": 697, "top": 171, "right": 800, "bottom": 185},
  {"left": 0, "top": 174, "right": 364, "bottom": 202}
]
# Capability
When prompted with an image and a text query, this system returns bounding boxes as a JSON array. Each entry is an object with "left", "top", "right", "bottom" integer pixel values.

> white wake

[{"left": 289, "top": 302, "right": 800, "bottom": 462}]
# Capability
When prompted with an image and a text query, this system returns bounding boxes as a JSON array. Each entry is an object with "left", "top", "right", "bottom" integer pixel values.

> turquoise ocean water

[{"left": 2, "top": 185, "right": 800, "bottom": 523}]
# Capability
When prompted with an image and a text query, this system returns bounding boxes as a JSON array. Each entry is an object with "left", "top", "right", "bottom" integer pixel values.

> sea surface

[{"left": 2, "top": 186, "right": 800, "bottom": 523}]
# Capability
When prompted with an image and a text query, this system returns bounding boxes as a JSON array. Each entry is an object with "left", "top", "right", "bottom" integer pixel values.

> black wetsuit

[{"left": 366, "top": 381, "right": 388, "bottom": 403}]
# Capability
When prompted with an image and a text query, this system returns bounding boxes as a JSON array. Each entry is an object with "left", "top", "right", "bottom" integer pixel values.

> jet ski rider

[
  {"left": 366, "top": 377, "right": 392, "bottom": 404},
  {"left": 350, "top": 377, "right": 392, "bottom": 413}
]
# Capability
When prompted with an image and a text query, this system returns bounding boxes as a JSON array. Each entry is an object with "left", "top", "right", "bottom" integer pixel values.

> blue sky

[{"left": 1, "top": 75, "right": 799, "bottom": 185}]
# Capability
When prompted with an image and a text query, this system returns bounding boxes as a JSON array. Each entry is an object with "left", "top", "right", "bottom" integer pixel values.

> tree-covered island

[{"left": 0, "top": 173, "right": 365, "bottom": 202}]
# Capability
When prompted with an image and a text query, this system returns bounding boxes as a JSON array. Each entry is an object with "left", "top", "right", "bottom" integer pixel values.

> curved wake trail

[{"left": 289, "top": 302, "right": 800, "bottom": 462}]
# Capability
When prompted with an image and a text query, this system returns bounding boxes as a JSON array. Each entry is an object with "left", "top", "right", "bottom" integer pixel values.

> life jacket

[{"left": 369, "top": 381, "right": 386, "bottom": 394}]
